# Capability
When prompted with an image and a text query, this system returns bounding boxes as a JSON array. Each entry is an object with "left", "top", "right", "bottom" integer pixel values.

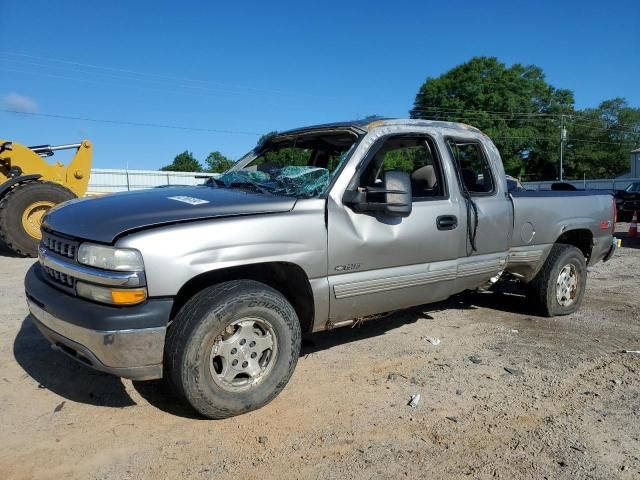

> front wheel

[
  {"left": 526, "top": 244, "right": 587, "bottom": 317},
  {"left": 164, "top": 280, "right": 301, "bottom": 419}
]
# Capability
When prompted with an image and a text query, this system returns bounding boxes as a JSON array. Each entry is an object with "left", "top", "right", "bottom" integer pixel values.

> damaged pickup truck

[{"left": 25, "top": 119, "right": 617, "bottom": 418}]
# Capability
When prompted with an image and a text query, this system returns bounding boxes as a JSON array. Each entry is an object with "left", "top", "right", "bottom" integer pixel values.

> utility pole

[{"left": 559, "top": 115, "right": 567, "bottom": 181}]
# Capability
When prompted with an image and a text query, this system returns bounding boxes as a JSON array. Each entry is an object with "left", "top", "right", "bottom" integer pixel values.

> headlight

[
  {"left": 76, "top": 281, "right": 147, "bottom": 305},
  {"left": 77, "top": 243, "right": 144, "bottom": 271}
]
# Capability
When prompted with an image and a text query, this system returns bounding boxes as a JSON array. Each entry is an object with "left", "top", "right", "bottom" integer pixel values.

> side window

[
  {"left": 359, "top": 136, "right": 445, "bottom": 200},
  {"left": 446, "top": 139, "right": 494, "bottom": 194}
]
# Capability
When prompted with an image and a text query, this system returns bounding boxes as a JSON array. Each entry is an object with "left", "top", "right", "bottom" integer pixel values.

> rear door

[
  {"left": 444, "top": 138, "right": 512, "bottom": 291},
  {"left": 326, "top": 132, "right": 464, "bottom": 323}
]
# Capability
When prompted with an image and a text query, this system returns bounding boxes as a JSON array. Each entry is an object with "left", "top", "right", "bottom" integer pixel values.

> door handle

[{"left": 436, "top": 215, "right": 458, "bottom": 231}]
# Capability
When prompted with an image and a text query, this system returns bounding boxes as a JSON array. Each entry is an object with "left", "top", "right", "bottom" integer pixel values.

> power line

[
  {"left": 411, "top": 106, "right": 640, "bottom": 131},
  {"left": 492, "top": 135, "right": 637, "bottom": 147},
  {"left": 0, "top": 51, "right": 325, "bottom": 99},
  {"left": 0, "top": 67, "right": 288, "bottom": 107},
  {"left": 410, "top": 110, "right": 640, "bottom": 135},
  {"left": 3, "top": 107, "right": 636, "bottom": 147},
  {"left": 0, "top": 109, "right": 261, "bottom": 135},
  {"left": 410, "top": 106, "right": 559, "bottom": 117}
]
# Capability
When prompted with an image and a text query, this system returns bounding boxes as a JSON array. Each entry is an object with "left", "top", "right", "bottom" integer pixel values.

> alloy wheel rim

[
  {"left": 556, "top": 264, "right": 578, "bottom": 307},
  {"left": 209, "top": 317, "right": 277, "bottom": 391}
]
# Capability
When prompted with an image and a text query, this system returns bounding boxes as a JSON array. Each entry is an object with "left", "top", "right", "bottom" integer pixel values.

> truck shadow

[
  {"left": 14, "top": 287, "right": 537, "bottom": 419},
  {"left": 132, "top": 381, "right": 202, "bottom": 419},
  {"left": 13, "top": 316, "right": 137, "bottom": 408},
  {"left": 301, "top": 288, "right": 536, "bottom": 356},
  {"left": 13, "top": 315, "right": 205, "bottom": 419}
]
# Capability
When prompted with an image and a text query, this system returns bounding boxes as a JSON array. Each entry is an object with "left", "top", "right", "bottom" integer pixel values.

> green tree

[
  {"left": 205, "top": 151, "right": 234, "bottom": 173},
  {"left": 160, "top": 150, "right": 202, "bottom": 172},
  {"left": 564, "top": 99, "right": 640, "bottom": 179},
  {"left": 411, "top": 57, "right": 574, "bottom": 179}
]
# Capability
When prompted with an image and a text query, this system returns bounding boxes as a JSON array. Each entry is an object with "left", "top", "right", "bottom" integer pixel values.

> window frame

[
  {"left": 444, "top": 136, "right": 497, "bottom": 197},
  {"left": 348, "top": 133, "right": 449, "bottom": 203}
]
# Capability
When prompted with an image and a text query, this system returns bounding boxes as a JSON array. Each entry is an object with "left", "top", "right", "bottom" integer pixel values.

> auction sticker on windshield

[{"left": 168, "top": 196, "right": 210, "bottom": 205}]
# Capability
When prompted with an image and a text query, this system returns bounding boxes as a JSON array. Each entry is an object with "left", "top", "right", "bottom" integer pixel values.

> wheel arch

[
  {"left": 169, "top": 261, "right": 315, "bottom": 334},
  {"left": 555, "top": 228, "right": 593, "bottom": 262}
]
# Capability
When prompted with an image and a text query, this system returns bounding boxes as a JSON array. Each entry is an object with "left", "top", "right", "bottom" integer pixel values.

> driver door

[{"left": 326, "top": 133, "right": 463, "bottom": 323}]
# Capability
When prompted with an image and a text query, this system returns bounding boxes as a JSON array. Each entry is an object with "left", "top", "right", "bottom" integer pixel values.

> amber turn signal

[{"left": 111, "top": 288, "right": 147, "bottom": 305}]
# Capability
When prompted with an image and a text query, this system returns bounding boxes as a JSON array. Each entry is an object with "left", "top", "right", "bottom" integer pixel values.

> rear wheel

[
  {"left": 0, "top": 181, "right": 75, "bottom": 257},
  {"left": 526, "top": 244, "right": 587, "bottom": 317},
  {"left": 164, "top": 280, "right": 301, "bottom": 419}
]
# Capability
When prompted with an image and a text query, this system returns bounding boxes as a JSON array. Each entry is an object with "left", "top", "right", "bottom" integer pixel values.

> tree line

[
  {"left": 161, "top": 57, "right": 640, "bottom": 180},
  {"left": 160, "top": 150, "right": 234, "bottom": 173},
  {"left": 411, "top": 57, "right": 640, "bottom": 180}
]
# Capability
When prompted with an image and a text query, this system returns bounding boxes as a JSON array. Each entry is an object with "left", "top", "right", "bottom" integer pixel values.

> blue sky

[{"left": 1, "top": 0, "right": 638, "bottom": 169}]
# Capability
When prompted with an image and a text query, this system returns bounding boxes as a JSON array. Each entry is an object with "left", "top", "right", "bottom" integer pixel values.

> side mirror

[{"left": 344, "top": 170, "right": 412, "bottom": 218}]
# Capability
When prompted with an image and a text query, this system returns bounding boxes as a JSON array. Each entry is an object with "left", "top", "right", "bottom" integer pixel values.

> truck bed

[{"left": 506, "top": 189, "right": 614, "bottom": 280}]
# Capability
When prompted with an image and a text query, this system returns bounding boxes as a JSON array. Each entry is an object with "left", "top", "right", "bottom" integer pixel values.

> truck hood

[{"left": 43, "top": 186, "right": 297, "bottom": 243}]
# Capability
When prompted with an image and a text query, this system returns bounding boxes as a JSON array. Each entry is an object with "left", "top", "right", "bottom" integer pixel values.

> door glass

[
  {"left": 446, "top": 140, "right": 494, "bottom": 194},
  {"left": 360, "top": 136, "right": 445, "bottom": 199}
]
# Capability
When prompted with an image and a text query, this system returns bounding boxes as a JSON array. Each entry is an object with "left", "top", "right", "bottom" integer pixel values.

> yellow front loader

[{"left": 0, "top": 139, "right": 92, "bottom": 257}]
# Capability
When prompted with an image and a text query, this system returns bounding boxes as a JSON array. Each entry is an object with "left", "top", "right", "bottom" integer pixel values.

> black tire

[
  {"left": 0, "top": 181, "right": 76, "bottom": 257},
  {"left": 164, "top": 280, "right": 301, "bottom": 419},
  {"left": 526, "top": 244, "right": 587, "bottom": 317}
]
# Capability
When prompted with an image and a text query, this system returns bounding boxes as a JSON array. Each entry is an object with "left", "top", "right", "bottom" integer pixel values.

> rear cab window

[{"left": 446, "top": 139, "right": 495, "bottom": 195}]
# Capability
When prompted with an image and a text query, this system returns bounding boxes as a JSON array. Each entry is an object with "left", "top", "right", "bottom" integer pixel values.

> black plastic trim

[{"left": 25, "top": 263, "right": 173, "bottom": 330}]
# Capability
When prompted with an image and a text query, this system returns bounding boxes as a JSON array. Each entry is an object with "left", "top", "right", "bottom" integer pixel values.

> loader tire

[
  {"left": 526, "top": 244, "right": 587, "bottom": 317},
  {"left": 165, "top": 280, "right": 301, "bottom": 419},
  {"left": 0, "top": 181, "right": 75, "bottom": 257}
]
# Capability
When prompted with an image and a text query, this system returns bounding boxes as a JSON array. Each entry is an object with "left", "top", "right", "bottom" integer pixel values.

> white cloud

[{"left": 2, "top": 93, "right": 38, "bottom": 113}]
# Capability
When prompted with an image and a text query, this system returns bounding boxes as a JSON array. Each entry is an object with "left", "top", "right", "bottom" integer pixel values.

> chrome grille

[
  {"left": 43, "top": 265, "right": 75, "bottom": 288},
  {"left": 41, "top": 231, "right": 78, "bottom": 259},
  {"left": 40, "top": 230, "right": 80, "bottom": 294}
]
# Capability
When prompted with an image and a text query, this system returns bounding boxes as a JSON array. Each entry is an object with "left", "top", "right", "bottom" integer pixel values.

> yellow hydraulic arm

[{"left": 0, "top": 139, "right": 92, "bottom": 197}]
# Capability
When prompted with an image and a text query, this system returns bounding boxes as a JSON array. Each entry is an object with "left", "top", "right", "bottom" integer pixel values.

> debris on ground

[
  {"left": 445, "top": 416, "right": 459, "bottom": 423},
  {"left": 258, "top": 436, "right": 268, "bottom": 444},
  {"left": 53, "top": 401, "right": 65, "bottom": 413},
  {"left": 469, "top": 355, "right": 482, "bottom": 364},
  {"left": 510, "top": 329, "right": 519, "bottom": 333},
  {"left": 422, "top": 336, "right": 441, "bottom": 346},
  {"left": 387, "top": 372, "right": 408, "bottom": 382},
  {"left": 504, "top": 367, "right": 523, "bottom": 376},
  {"left": 408, "top": 394, "right": 421, "bottom": 408},
  {"left": 622, "top": 349, "right": 640, "bottom": 354}
]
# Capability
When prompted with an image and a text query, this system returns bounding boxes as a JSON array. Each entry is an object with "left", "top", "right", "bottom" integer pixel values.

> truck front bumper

[{"left": 25, "top": 264, "right": 173, "bottom": 381}]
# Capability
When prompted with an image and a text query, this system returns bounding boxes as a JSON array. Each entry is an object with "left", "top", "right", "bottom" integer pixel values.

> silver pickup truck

[{"left": 25, "top": 119, "right": 617, "bottom": 418}]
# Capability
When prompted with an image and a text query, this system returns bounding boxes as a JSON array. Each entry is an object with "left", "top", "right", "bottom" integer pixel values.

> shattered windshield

[{"left": 217, "top": 131, "right": 359, "bottom": 198}]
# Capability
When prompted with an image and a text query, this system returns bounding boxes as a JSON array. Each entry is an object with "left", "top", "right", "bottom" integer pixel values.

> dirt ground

[{"left": 1, "top": 224, "right": 639, "bottom": 480}]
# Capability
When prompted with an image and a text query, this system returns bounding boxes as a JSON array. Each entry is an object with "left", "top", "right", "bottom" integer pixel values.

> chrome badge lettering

[{"left": 335, "top": 264, "right": 361, "bottom": 272}]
